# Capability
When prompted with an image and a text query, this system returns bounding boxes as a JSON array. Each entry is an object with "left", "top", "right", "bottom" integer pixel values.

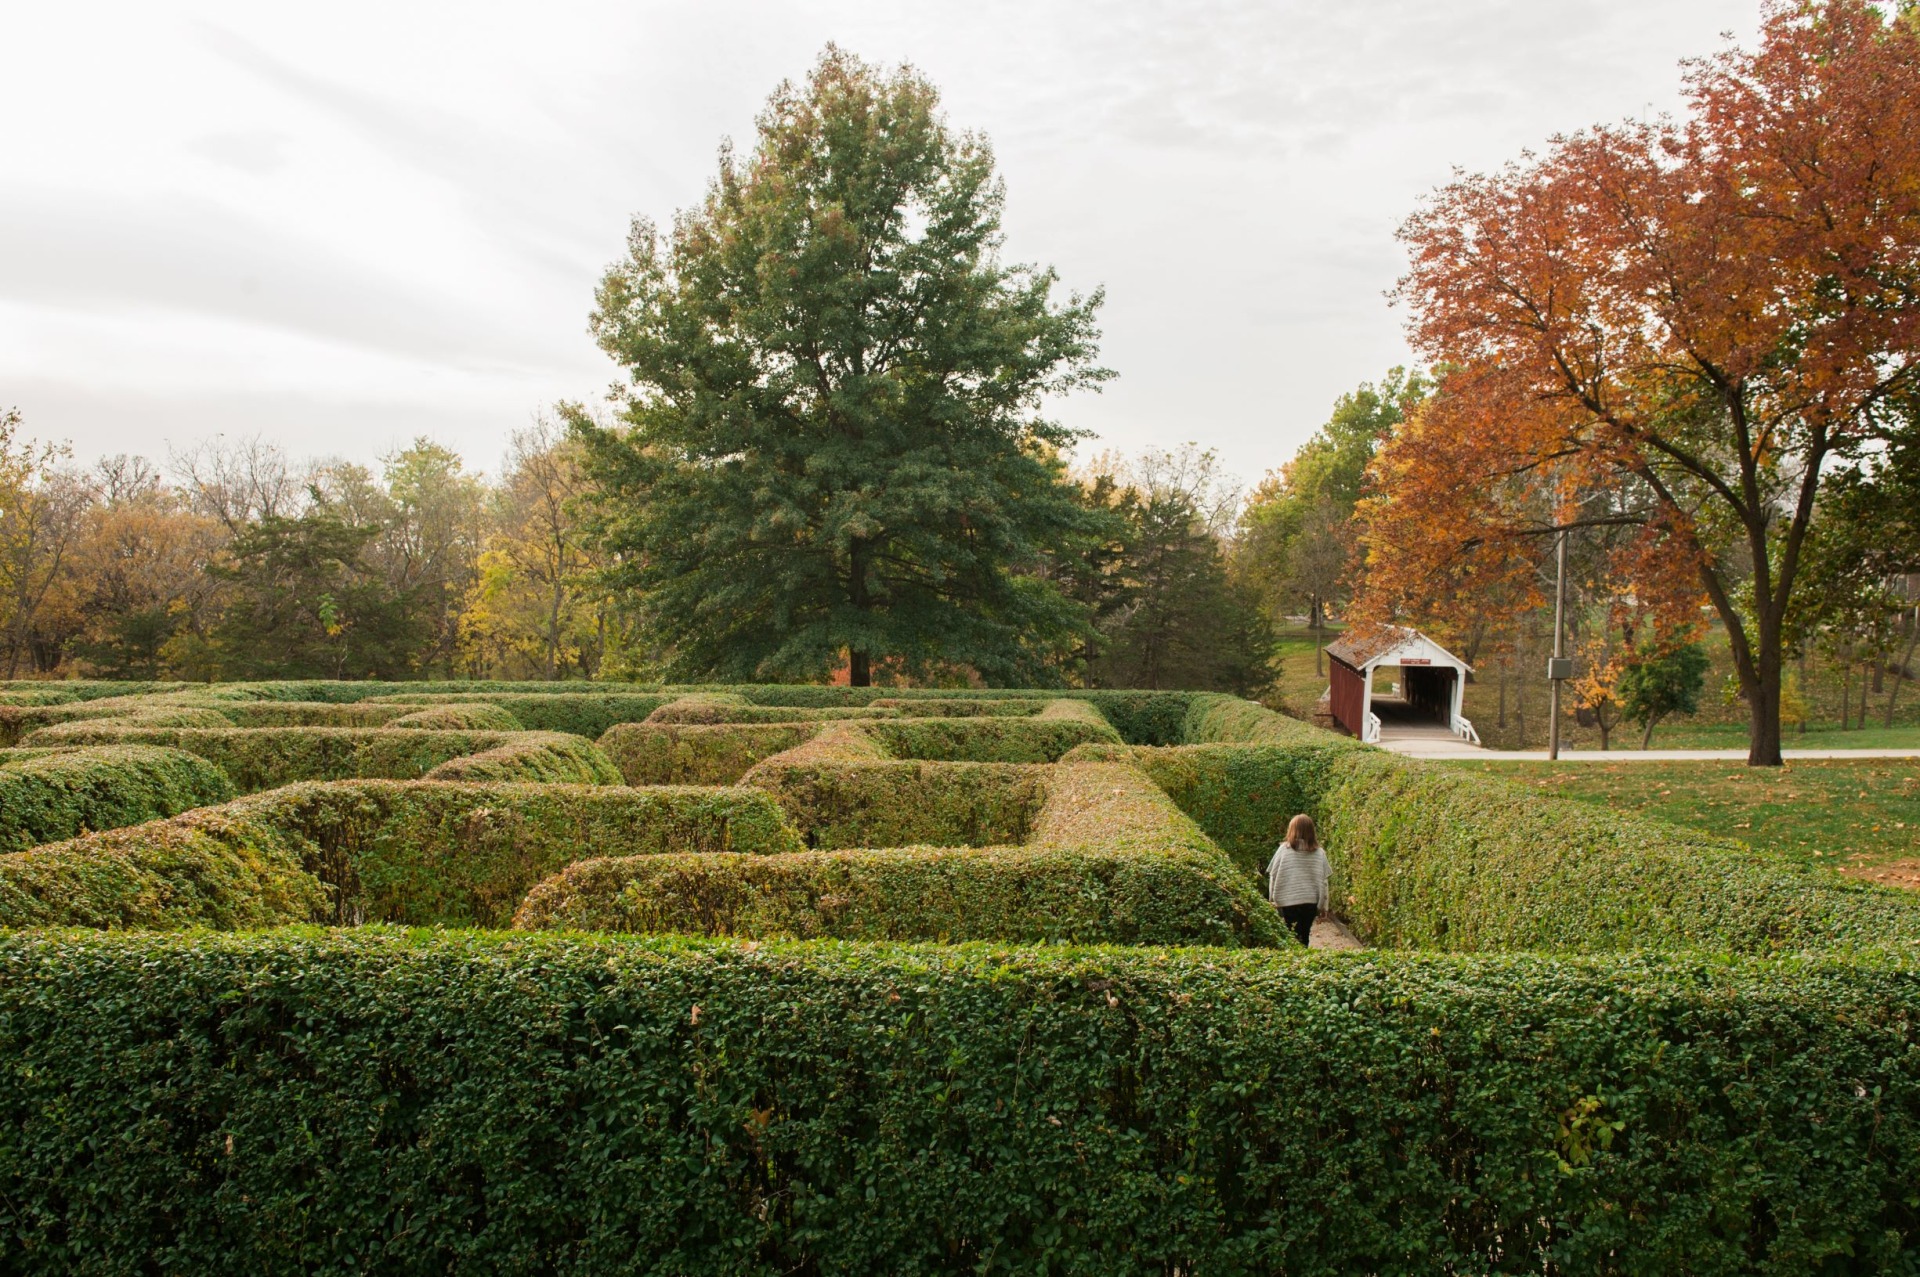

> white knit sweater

[{"left": 1268, "top": 844, "right": 1329, "bottom": 910}]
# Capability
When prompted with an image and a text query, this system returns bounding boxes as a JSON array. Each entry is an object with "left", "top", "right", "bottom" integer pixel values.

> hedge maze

[{"left": 2, "top": 680, "right": 1918, "bottom": 1271}]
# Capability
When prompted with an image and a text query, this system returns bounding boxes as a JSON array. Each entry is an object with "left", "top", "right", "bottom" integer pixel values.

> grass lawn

[
  {"left": 1444, "top": 758, "right": 1920, "bottom": 887},
  {"left": 1606, "top": 722, "right": 1920, "bottom": 751}
]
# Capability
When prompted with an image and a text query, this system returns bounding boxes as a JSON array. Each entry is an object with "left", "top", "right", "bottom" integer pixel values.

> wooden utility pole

[{"left": 1547, "top": 528, "right": 1571, "bottom": 761}]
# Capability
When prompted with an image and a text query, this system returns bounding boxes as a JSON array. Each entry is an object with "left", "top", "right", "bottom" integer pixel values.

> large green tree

[
  {"left": 573, "top": 48, "right": 1109, "bottom": 686},
  {"left": 1234, "top": 368, "right": 1428, "bottom": 668}
]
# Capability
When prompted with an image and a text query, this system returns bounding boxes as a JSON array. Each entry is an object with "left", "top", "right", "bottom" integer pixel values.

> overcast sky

[{"left": 2, "top": 1, "right": 1760, "bottom": 484}]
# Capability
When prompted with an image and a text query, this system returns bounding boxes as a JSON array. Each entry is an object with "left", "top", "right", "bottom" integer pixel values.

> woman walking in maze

[{"left": 1268, "top": 813, "right": 1329, "bottom": 948}]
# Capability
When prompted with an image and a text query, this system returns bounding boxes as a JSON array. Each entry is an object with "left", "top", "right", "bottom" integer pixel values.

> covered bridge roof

[{"left": 1325, "top": 624, "right": 1471, "bottom": 673}]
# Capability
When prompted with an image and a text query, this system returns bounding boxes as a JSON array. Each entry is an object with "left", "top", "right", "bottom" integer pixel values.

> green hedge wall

[
  {"left": 0, "top": 809, "right": 324, "bottom": 929},
  {"left": 1179, "top": 692, "right": 1338, "bottom": 747},
  {"left": 18, "top": 725, "right": 527, "bottom": 792},
  {"left": 367, "top": 692, "right": 677, "bottom": 736},
  {"left": 863, "top": 712, "right": 1120, "bottom": 763},
  {"left": 524, "top": 760, "right": 1281, "bottom": 947},
  {"left": 1131, "top": 741, "right": 1367, "bottom": 878},
  {"left": 868, "top": 696, "right": 1044, "bottom": 716},
  {"left": 743, "top": 760, "right": 1049, "bottom": 849},
  {"left": 423, "top": 733, "right": 623, "bottom": 786},
  {"left": 215, "top": 701, "right": 417, "bottom": 727},
  {"left": 1320, "top": 751, "right": 1920, "bottom": 955},
  {"left": 598, "top": 722, "right": 823, "bottom": 786},
  {"left": 6, "top": 932, "right": 1916, "bottom": 1272},
  {"left": 0, "top": 745, "right": 236, "bottom": 852},
  {"left": 645, "top": 699, "right": 900, "bottom": 725},
  {"left": 386, "top": 703, "right": 526, "bottom": 731},
  {"left": 239, "top": 780, "right": 802, "bottom": 927}
]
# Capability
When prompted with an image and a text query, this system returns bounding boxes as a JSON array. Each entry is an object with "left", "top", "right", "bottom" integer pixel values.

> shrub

[
  {"left": 424, "top": 733, "right": 623, "bottom": 786},
  {"left": 217, "top": 702, "right": 417, "bottom": 727},
  {"left": 646, "top": 698, "right": 898, "bottom": 726},
  {"left": 1320, "top": 751, "right": 1920, "bottom": 954},
  {"left": 868, "top": 697, "right": 1043, "bottom": 717},
  {"left": 599, "top": 722, "right": 823, "bottom": 786},
  {"left": 11, "top": 932, "right": 1919, "bottom": 1273},
  {"left": 1179, "top": 692, "right": 1335, "bottom": 747},
  {"left": 1130, "top": 741, "right": 1367, "bottom": 878},
  {"left": 744, "top": 760, "right": 1049, "bottom": 849},
  {"left": 0, "top": 809, "right": 324, "bottom": 929},
  {"left": 387, "top": 704, "right": 526, "bottom": 732},
  {"left": 238, "top": 780, "right": 802, "bottom": 926},
  {"left": 366, "top": 692, "right": 676, "bottom": 736},
  {"left": 0, "top": 746, "right": 236, "bottom": 851},
  {"left": 864, "top": 710, "right": 1119, "bottom": 762},
  {"left": 537, "top": 759, "right": 1282, "bottom": 947},
  {"left": 18, "top": 725, "right": 529, "bottom": 792}
]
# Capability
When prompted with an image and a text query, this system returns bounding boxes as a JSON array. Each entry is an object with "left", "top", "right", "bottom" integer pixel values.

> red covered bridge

[{"left": 1323, "top": 626, "right": 1477, "bottom": 745}]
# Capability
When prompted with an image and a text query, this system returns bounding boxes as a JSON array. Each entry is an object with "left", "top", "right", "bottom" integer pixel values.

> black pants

[{"left": 1280, "top": 903, "right": 1318, "bottom": 948}]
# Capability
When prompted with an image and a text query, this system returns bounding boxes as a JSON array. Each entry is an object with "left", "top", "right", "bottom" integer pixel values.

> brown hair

[{"left": 1285, "top": 813, "right": 1319, "bottom": 852}]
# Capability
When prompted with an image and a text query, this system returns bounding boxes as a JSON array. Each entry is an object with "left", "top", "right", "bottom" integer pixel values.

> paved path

[
  {"left": 1310, "top": 917, "right": 1363, "bottom": 950},
  {"left": 1379, "top": 738, "right": 1920, "bottom": 762}
]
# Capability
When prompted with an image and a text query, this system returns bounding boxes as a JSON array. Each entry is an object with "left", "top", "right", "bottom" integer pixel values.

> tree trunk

[
  {"left": 1597, "top": 712, "right": 1610, "bottom": 751},
  {"left": 1746, "top": 639, "right": 1784, "bottom": 767},
  {"left": 1497, "top": 660, "right": 1507, "bottom": 729},
  {"left": 1860, "top": 659, "right": 1872, "bottom": 731},
  {"left": 1840, "top": 659, "right": 1853, "bottom": 731},
  {"left": 1885, "top": 615, "right": 1919, "bottom": 729},
  {"left": 849, "top": 650, "right": 871, "bottom": 687},
  {"left": 1641, "top": 714, "right": 1658, "bottom": 750}
]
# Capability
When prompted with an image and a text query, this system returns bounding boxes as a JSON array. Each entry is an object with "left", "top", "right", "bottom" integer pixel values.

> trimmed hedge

[
  {"left": 216, "top": 701, "right": 416, "bottom": 727},
  {"left": 1179, "top": 692, "right": 1337, "bottom": 747},
  {"left": 1132, "top": 741, "right": 1366, "bottom": 878},
  {"left": 17, "top": 725, "right": 528, "bottom": 792},
  {"left": 0, "top": 745, "right": 236, "bottom": 851},
  {"left": 868, "top": 697, "right": 1044, "bottom": 717},
  {"left": 9, "top": 932, "right": 1919, "bottom": 1272},
  {"left": 863, "top": 711, "right": 1120, "bottom": 763},
  {"left": 533, "top": 760, "right": 1284, "bottom": 947},
  {"left": 387, "top": 703, "right": 526, "bottom": 731},
  {"left": 646, "top": 699, "right": 899, "bottom": 725},
  {"left": 423, "top": 733, "right": 623, "bottom": 786},
  {"left": 745, "top": 760, "right": 1049, "bottom": 849},
  {"left": 599, "top": 722, "right": 823, "bottom": 786},
  {"left": 240, "top": 780, "right": 803, "bottom": 926},
  {"left": 1320, "top": 750, "right": 1920, "bottom": 954},
  {"left": 0, "top": 809, "right": 324, "bottom": 929},
  {"left": 366, "top": 692, "right": 676, "bottom": 736}
]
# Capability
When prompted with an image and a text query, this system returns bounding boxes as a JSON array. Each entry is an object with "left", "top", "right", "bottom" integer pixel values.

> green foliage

[
  {"left": 574, "top": 48, "right": 1108, "bottom": 686},
  {"left": 600, "top": 722, "right": 825, "bottom": 785},
  {"left": 1131, "top": 742, "right": 1362, "bottom": 878},
  {"left": 203, "top": 510, "right": 430, "bottom": 679},
  {"left": 15, "top": 933, "right": 1919, "bottom": 1272},
  {"left": 0, "top": 809, "right": 325, "bottom": 929},
  {"left": 533, "top": 757, "right": 1277, "bottom": 946},
  {"left": 243, "top": 780, "right": 802, "bottom": 927},
  {"left": 744, "top": 760, "right": 1048, "bottom": 849},
  {"left": 386, "top": 703, "right": 526, "bottom": 731},
  {"left": 645, "top": 696, "right": 898, "bottom": 725},
  {"left": 868, "top": 696, "right": 1042, "bottom": 717},
  {"left": 863, "top": 709, "right": 1120, "bottom": 762},
  {"left": 0, "top": 745, "right": 235, "bottom": 851},
  {"left": 216, "top": 701, "right": 416, "bottom": 727},
  {"left": 1178, "top": 692, "right": 1341, "bottom": 746},
  {"left": 423, "top": 733, "right": 624, "bottom": 785},
  {"left": 1084, "top": 462, "right": 1274, "bottom": 694},
  {"left": 1321, "top": 751, "right": 1920, "bottom": 953},
  {"left": 18, "top": 724, "right": 531, "bottom": 792},
  {"left": 369, "top": 692, "right": 675, "bottom": 736},
  {"left": 1617, "top": 641, "right": 1711, "bottom": 747}
]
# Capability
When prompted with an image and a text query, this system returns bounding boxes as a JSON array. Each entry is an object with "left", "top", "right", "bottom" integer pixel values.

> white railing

[
  {"left": 1453, "top": 715, "right": 1481, "bottom": 746},
  {"left": 1362, "top": 711, "right": 1382, "bottom": 744}
]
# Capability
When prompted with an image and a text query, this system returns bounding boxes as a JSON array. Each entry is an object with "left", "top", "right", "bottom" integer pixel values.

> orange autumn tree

[
  {"left": 1389, "top": 0, "right": 1920, "bottom": 765},
  {"left": 1355, "top": 366, "right": 1705, "bottom": 721}
]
